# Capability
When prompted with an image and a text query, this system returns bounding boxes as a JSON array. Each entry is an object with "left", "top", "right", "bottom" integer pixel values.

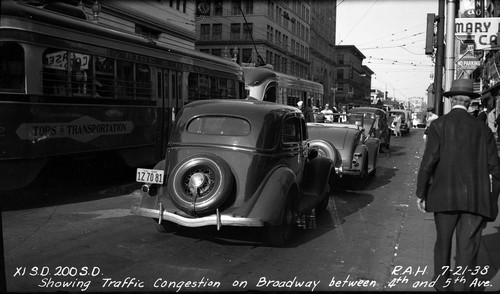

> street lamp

[
  {"left": 231, "top": 46, "right": 239, "bottom": 64},
  {"left": 91, "top": 0, "right": 101, "bottom": 23}
]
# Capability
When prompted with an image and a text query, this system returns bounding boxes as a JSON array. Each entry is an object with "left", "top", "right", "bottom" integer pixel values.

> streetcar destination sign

[{"left": 455, "top": 18, "right": 500, "bottom": 50}]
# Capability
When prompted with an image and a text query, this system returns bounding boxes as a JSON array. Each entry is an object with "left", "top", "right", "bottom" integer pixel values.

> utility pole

[
  {"left": 444, "top": 0, "right": 457, "bottom": 114},
  {"left": 435, "top": 0, "right": 445, "bottom": 116}
]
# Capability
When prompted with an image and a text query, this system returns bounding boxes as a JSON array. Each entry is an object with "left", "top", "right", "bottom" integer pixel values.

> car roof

[{"left": 171, "top": 99, "right": 303, "bottom": 151}]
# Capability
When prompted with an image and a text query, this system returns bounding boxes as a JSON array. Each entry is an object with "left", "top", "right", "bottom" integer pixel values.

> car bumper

[{"left": 131, "top": 205, "right": 265, "bottom": 229}]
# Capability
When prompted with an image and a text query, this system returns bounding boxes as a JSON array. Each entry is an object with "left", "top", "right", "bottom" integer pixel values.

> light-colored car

[
  {"left": 412, "top": 112, "right": 427, "bottom": 128},
  {"left": 308, "top": 112, "right": 380, "bottom": 180},
  {"left": 131, "top": 99, "right": 335, "bottom": 246},
  {"left": 349, "top": 107, "right": 390, "bottom": 152},
  {"left": 388, "top": 109, "right": 412, "bottom": 135}
]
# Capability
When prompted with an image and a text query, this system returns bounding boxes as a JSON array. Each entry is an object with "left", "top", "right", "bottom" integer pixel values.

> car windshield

[{"left": 187, "top": 116, "right": 251, "bottom": 136}]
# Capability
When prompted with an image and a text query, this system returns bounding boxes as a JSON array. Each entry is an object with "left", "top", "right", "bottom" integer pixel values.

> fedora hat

[{"left": 442, "top": 79, "right": 479, "bottom": 98}]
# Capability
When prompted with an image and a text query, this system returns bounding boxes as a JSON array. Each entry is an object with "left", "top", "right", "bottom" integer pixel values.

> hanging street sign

[{"left": 457, "top": 56, "right": 481, "bottom": 70}]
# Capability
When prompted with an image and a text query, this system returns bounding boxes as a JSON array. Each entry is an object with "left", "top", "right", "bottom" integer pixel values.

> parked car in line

[
  {"left": 388, "top": 109, "right": 412, "bottom": 135},
  {"left": 131, "top": 99, "right": 335, "bottom": 246},
  {"left": 412, "top": 112, "right": 427, "bottom": 128},
  {"left": 348, "top": 107, "right": 390, "bottom": 152},
  {"left": 308, "top": 112, "right": 379, "bottom": 181}
]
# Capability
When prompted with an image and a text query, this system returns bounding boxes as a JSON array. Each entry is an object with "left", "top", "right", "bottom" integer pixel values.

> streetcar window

[
  {"left": 117, "top": 60, "right": 134, "bottom": 99},
  {"left": 227, "top": 79, "right": 236, "bottom": 99},
  {"left": 0, "top": 42, "right": 25, "bottom": 92},
  {"left": 218, "top": 78, "right": 228, "bottom": 99},
  {"left": 187, "top": 73, "right": 198, "bottom": 101},
  {"left": 43, "top": 48, "right": 69, "bottom": 95},
  {"left": 199, "top": 74, "right": 209, "bottom": 99},
  {"left": 136, "top": 64, "right": 151, "bottom": 99},
  {"left": 69, "top": 52, "right": 92, "bottom": 95},
  {"left": 209, "top": 76, "right": 218, "bottom": 98},
  {"left": 43, "top": 49, "right": 93, "bottom": 96},
  {"left": 95, "top": 56, "right": 114, "bottom": 98}
]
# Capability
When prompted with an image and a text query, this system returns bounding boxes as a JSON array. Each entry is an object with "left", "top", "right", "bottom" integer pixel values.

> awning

[
  {"left": 481, "top": 91, "right": 494, "bottom": 100},
  {"left": 482, "top": 81, "right": 500, "bottom": 97}
]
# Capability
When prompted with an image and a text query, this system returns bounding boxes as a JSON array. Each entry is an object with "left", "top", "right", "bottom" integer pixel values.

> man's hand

[{"left": 416, "top": 198, "right": 426, "bottom": 213}]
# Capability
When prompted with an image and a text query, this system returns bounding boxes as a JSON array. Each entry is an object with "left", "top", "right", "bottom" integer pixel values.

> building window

[
  {"left": 231, "top": 0, "right": 240, "bottom": 14},
  {"left": 200, "top": 24, "right": 210, "bottom": 40},
  {"left": 213, "top": 23, "right": 222, "bottom": 40},
  {"left": 135, "top": 25, "right": 160, "bottom": 40},
  {"left": 338, "top": 54, "right": 344, "bottom": 65},
  {"left": 267, "top": 25, "right": 273, "bottom": 42},
  {"left": 243, "top": 23, "right": 253, "bottom": 40},
  {"left": 242, "top": 48, "right": 253, "bottom": 64},
  {"left": 231, "top": 23, "right": 241, "bottom": 40},
  {"left": 214, "top": 1, "right": 223, "bottom": 15},
  {"left": 212, "top": 49, "right": 222, "bottom": 57},
  {"left": 337, "top": 69, "right": 344, "bottom": 79},
  {"left": 243, "top": 0, "right": 253, "bottom": 14}
]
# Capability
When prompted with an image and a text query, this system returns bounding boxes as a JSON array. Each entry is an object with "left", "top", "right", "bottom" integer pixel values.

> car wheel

[
  {"left": 153, "top": 219, "right": 177, "bottom": 233},
  {"left": 168, "top": 153, "right": 233, "bottom": 216},
  {"left": 308, "top": 139, "right": 336, "bottom": 159},
  {"left": 267, "top": 196, "right": 295, "bottom": 247}
]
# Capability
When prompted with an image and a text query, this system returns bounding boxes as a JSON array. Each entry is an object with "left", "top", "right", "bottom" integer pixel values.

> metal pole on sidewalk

[
  {"left": 444, "top": 0, "right": 457, "bottom": 115},
  {"left": 435, "top": 0, "right": 445, "bottom": 116}
]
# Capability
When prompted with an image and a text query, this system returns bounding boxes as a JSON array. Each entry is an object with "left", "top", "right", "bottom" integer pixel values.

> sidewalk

[{"left": 387, "top": 143, "right": 500, "bottom": 292}]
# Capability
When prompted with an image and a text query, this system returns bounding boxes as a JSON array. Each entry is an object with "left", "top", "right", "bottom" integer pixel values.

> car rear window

[{"left": 187, "top": 116, "right": 251, "bottom": 136}]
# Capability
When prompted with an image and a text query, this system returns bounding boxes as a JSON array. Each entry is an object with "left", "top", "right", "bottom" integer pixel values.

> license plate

[{"left": 136, "top": 168, "right": 164, "bottom": 184}]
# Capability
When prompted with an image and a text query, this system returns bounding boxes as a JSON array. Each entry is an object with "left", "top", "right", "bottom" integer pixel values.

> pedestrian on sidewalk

[
  {"left": 423, "top": 107, "right": 438, "bottom": 141},
  {"left": 416, "top": 79, "right": 500, "bottom": 291},
  {"left": 487, "top": 106, "right": 497, "bottom": 139}
]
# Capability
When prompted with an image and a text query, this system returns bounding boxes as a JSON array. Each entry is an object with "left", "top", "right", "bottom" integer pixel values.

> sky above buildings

[{"left": 336, "top": 0, "right": 439, "bottom": 102}]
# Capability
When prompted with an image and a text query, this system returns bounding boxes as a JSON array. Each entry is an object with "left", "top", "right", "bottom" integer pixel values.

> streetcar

[
  {"left": 242, "top": 65, "right": 324, "bottom": 107},
  {"left": 0, "top": 0, "right": 245, "bottom": 191}
]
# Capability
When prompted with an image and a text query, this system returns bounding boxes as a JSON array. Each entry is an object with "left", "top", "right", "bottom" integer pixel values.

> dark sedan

[{"left": 131, "top": 99, "right": 334, "bottom": 246}]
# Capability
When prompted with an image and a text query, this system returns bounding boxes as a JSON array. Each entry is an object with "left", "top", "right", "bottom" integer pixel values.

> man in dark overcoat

[{"left": 416, "top": 79, "right": 500, "bottom": 291}]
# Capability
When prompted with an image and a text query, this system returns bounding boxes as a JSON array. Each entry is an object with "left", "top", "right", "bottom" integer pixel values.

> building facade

[
  {"left": 309, "top": 1, "right": 337, "bottom": 108},
  {"left": 334, "top": 45, "right": 373, "bottom": 108},
  {"left": 83, "top": 0, "right": 197, "bottom": 51},
  {"left": 194, "top": 0, "right": 311, "bottom": 79},
  {"left": 64, "top": 0, "right": 373, "bottom": 109}
]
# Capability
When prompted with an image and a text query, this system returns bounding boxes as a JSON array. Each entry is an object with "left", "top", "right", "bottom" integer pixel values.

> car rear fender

[
  {"left": 353, "top": 144, "right": 368, "bottom": 169},
  {"left": 247, "top": 167, "right": 298, "bottom": 225},
  {"left": 365, "top": 138, "right": 380, "bottom": 170}
]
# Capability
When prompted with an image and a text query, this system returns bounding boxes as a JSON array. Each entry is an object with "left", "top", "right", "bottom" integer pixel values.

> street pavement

[{"left": 386, "top": 133, "right": 500, "bottom": 292}]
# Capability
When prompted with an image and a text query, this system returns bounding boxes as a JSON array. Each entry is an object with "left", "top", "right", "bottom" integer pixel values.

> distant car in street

[
  {"left": 349, "top": 107, "right": 390, "bottom": 152},
  {"left": 131, "top": 99, "right": 334, "bottom": 246},
  {"left": 388, "top": 109, "right": 412, "bottom": 135},
  {"left": 308, "top": 112, "right": 379, "bottom": 182},
  {"left": 412, "top": 112, "right": 427, "bottom": 128}
]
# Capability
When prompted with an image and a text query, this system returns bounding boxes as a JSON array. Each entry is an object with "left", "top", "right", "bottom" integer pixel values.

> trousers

[{"left": 433, "top": 211, "right": 486, "bottom": 291}]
